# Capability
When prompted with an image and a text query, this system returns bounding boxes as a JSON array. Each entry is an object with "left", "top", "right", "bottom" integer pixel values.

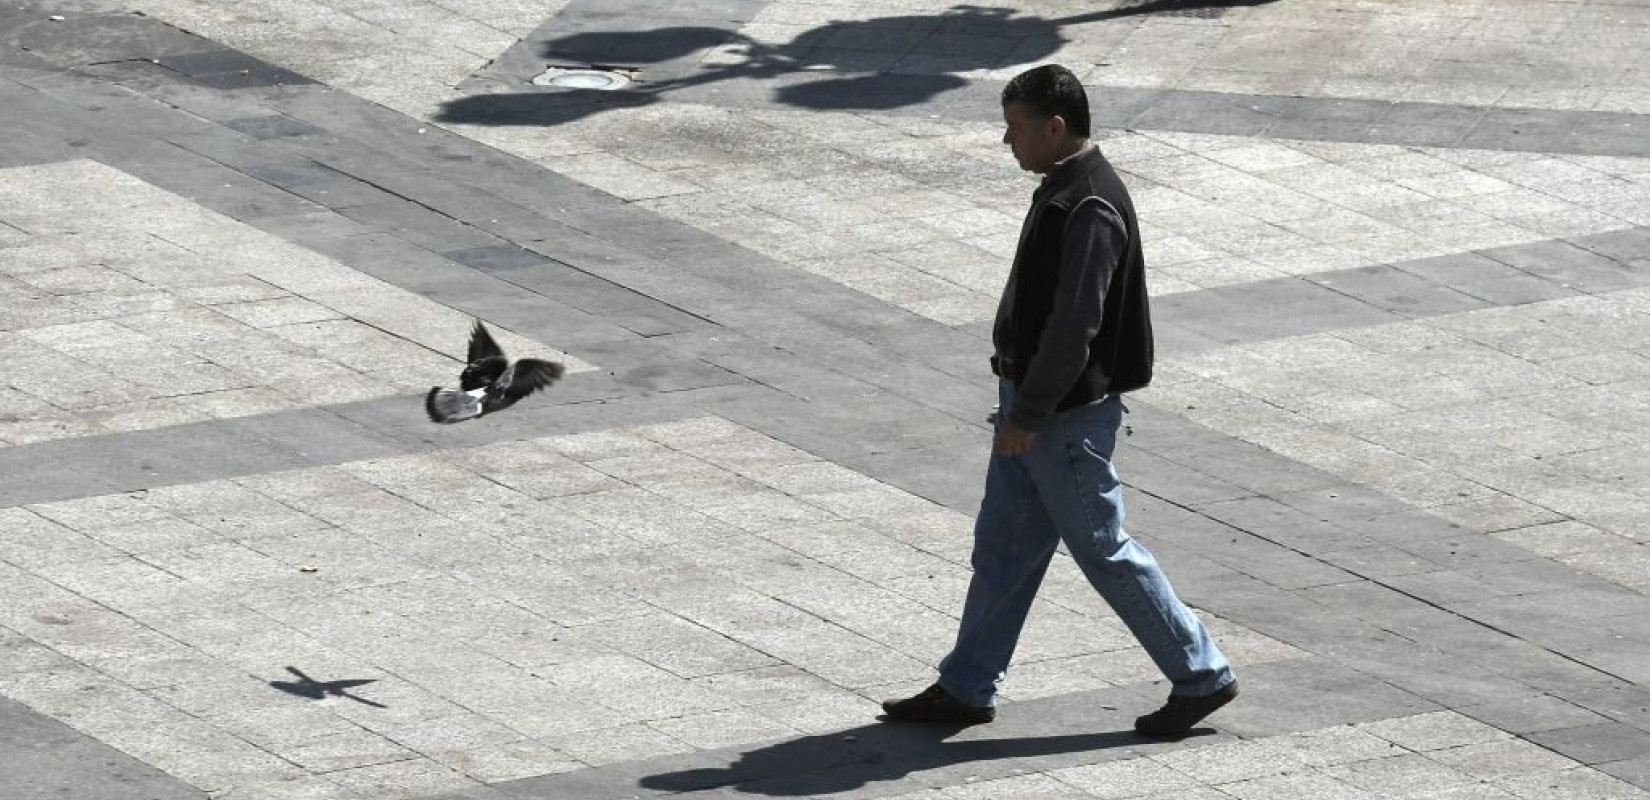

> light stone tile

[
  {"left": 1492, "top": 767, "right": 1650, "bottom": 799},
  {"left": 97, "top": 717, "right": 306, "bottom": 792},
  {"left": 1274, "top": 725, "right": 1408, "bottom": 767},
  {"left": 1222, "top": 771, "right": 1380, "bottom": 800},
  {"left": 1321, "top": 754, "right": 1482, "bottom": 797},
  {"left": 1052, "top": 756, "right": 1204, "bottom": 798},
  {"left": 1357, "top": 711, "right": 1513, "bottom": 752},
  {"left": 538, "top": 722, "right": 694, "bottom": 767},
  {"left": 1488, "top": 521, "right": 1632, "bottom": 558},
  {"left": 1151, "top": 738, "right": 1310, "bottom": 785},
  {"left": 1427, "top": 739, "right": 1591, "bottom": 782},
  {"left": 322, "top": 759, "right": 479, "bottom": 800},
  {"left": 645, "top": 708, "right": 799, "bottom": 751}
]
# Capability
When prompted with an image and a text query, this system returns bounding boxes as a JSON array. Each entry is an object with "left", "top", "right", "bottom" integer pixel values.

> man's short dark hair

[{"left": 1001, "top": 65, "right": 1091, "bottom": 138}]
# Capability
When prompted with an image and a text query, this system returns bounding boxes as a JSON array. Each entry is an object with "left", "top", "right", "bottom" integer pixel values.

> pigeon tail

[{"left": 426, "top": 386, "right": 486, "bottom": 423}]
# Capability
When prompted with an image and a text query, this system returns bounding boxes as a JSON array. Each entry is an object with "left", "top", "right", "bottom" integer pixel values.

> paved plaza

[{"left": 3, "top": 0, "right": 1650, "bottom": 798}]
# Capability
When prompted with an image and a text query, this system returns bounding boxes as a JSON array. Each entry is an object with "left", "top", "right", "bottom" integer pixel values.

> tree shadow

[
  {"left": 639, "top": 720, "right": 1215, "bottom": 796},
  {"left": 434, "top": 1, "right": 1282, "bottom": 128}
]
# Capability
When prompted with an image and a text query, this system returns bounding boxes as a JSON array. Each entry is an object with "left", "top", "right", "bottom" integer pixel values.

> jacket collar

[{"left": 1036, "top": 142, "right": 1099, "bottom": 197}]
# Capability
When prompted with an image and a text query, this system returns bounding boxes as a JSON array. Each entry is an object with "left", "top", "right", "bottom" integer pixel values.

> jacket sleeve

[{"left": 1004, "top": 196, "right": 1127, "bottom": 432}]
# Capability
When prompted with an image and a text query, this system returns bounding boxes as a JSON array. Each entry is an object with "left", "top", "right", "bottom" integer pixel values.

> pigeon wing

[
  {"left": 466, "top": 320, "right": 505, "bottom": 364},
  {"left": 426, "top": 386, "right": 485, "bottom": 423},
  {"left": 500, "top": 359, "right": 565, "bottom": 401}
]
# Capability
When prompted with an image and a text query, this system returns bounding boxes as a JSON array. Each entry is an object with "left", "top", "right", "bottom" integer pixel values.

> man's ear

[{"left": 1046, "top": 113, "right": 1068, "bottom": 138}]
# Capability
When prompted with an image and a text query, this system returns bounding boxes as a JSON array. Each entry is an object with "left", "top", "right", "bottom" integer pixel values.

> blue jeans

[{"left": 937, "top": 380, "right": 1234, "bottom": 707}]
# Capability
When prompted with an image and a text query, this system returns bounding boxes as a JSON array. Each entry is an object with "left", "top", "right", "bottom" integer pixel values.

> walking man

[{"left": 881, "top": 65, "right": 1237, "bottom": 737}]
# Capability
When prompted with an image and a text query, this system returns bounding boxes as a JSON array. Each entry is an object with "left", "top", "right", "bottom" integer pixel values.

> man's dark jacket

[{"left": 991, "top": 145, "right": 1153, "bottom": 430}]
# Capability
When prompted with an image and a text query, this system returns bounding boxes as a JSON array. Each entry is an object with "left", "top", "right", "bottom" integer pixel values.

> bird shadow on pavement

[
  {"left": 268, "top": 666, "right": 388, "bottom": 708},
  {"left": 638, "top": 720, "right": 1215, "bottom": 796},
  {"left": 434, "top": 1, "right": 1281, "bottom": 128}
]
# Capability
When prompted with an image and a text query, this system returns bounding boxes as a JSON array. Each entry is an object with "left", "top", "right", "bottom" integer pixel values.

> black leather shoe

[
  {"left": 1135, "top": 680, "right": 1238, "bottom": 738},
  {"left": 881, "top": 683, "right": 995, "bottom": 724}
]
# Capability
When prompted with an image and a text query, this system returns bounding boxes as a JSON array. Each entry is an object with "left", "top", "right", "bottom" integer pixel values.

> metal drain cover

[{"left": 532, "top": 67, "right": 633, "bottom": 89}]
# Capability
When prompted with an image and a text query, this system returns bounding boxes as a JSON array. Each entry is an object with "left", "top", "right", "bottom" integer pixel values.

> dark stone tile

[
  {"left": 0, "top": 695, "right": 207, "bottom": 800},
  {"left": 248, "top": 210, "right": 377, "bottom": 241},
  {"left": 1478, "top": 105, "right": 1582, "bottom": 136},
  {"left": 222, "top": 114, "right": 324, "bottom": 139},
  {"left": 236, "top": 159, "right": 397, "bottom": 208},
  {"left": 1394, "top": 251, "right": 1577, "bottom": 305},
  {"left": 1360, "top": 121, "right": 1473, "bottom": 149},
  {"left": 1568, "top": 228, "right": 1650, "bottom": 265},
  {"left": 1316, "top": 545, "right": 1438, "bottom": 579},
  {"left": 1479, "top": 238, "right": 1650, "bottom": 294},
  {"left": 1271, "top": 485, "right": 1401, "bottom": 521},
  {"left": 1119, "top": 448, "right": 1256, "bottom": 506},
  {"left": 0, "top": 10, "right": 210, "bottom": 70},
  {"left": 1192, "top": 533, "right": 1356, "bottom": 590},
  {"left": 847, "top": 441, "right": 988, "bottom": 515},
  {"left": 1196, "top": 496, "right": 1372, "bottom": 552},
  {"left": 1275, "top": 94, "right": 1392, "bottom": 123},
  {"left": 1597, "top": 755, "right": 1650, "bottom": 792},
  {"left": 1308, "top": 264, "right": 1493, "bottom": 317},
  {"left": 1332, "top": 508, "right": 1471, "bottom": 548},
  {"left": 1392, "top": 534, "right": 1543, "bottom": 570},
  {"left": 1458, "top": 638, "right": 1632, "bottom": 696},
  {"left": 1460, "top": 694, "right": 1612, "bottom": 735},
  {"left": 1527, "top": 724, "right": 1650, "bottom": 765},
  {"left": 1211, "top": 656, "right": 1440, "bottom": 739},
  {"left": 1127, "top": 90, "right": 1283, "bottom": 137},
  {"left": 440, "top": 244, "right": 557, "bottom": 272},
  {"left": 1335, "top": 643, "right": 1540, "bottom": 708},
  {"left": 115, "top": 142, "right": 328, "bottom": 220},
  {"left": 1460, "top": 557, "right": 1615, "bottom": 596},
  {"left": 1154, "top": 439, "right": 1342, "bottom": 495},
  {"left": 154, "top": 49, "right": 316, "bottom": 88},
  {"left": 1562, "top": 685, "right": 1650, "bottom": 733},
  {"left": 1155, "top": 277, "right": 1401, "bottom": 347},
  {"left": 336, "top": 201, "right": 508, "bottom": 252},
  {"left": 1261, "top": 114, "right": 1384, "bottom": 143}
]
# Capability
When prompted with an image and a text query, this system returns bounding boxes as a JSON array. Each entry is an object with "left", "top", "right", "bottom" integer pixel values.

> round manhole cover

[{"left": 532, "top": 67, "right": 633, "bottom": 90}]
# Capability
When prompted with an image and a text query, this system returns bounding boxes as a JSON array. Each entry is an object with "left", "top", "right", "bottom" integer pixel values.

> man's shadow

[
  {"left": 639, "top": 720, "right": 1214, "bottom": 796},
  {"left": 435, "top": 1, "right": 1281, "bottom": 128}
]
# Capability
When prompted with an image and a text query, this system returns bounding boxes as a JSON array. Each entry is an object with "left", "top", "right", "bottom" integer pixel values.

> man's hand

[{"left": 995, "top": 419, "right": 1036, "bottom": 456}]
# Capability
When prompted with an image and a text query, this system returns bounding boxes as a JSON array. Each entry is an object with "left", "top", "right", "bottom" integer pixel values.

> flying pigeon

[{"left": 426, "top": 321, "right": 564, "bottom": 423}]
